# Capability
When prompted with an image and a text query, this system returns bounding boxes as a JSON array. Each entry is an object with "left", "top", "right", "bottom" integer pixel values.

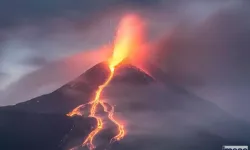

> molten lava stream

[
  {"left": 100, "top": 101, "right": 125, "bottom": 143},
  {"left": 81, "top": 66, "right": 124, "bottom": 150},
  {"left": 67, "top": 14, "right": 144, "bottom": 150}
]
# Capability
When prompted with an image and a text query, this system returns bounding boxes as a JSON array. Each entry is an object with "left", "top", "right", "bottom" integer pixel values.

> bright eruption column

[{"left": 67, "top": 14, "right": 144, "bottom": 150}]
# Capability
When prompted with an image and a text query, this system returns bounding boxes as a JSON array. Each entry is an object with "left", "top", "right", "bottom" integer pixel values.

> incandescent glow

[
  {"left": 67, "top": 104, "right": 84, "bottom": 117},
  {"left": 109, "top": 14, "right": 145, "bottom": 69},
  {"left": 100, "top": 101, "right": 125, "bottom": 142},
  {"left": 67, "top": 14, "right": 144, "bottom": 150},
  {"left": 82, "top": 67, "right": 115, "bottom": 150}
]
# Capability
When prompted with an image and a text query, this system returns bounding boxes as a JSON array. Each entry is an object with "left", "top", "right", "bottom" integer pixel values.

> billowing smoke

[
  {"left": 142, "top": 1, "right": 250, "bottom": 123},
  {"left": 0, "top": 0, "right": 159, "bottom": 105}
]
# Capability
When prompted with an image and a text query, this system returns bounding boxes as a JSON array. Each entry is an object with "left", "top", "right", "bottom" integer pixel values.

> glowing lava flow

[
  {"left": 67, "top": 104, "right": 85, "bottom": 117},
  {"left": 100, "top": 101, "right": 125, "bottom": 142},
  {"left": 82, "top": 65, "right": 125, "bottom": 150},
  {"left": 67, "top": 64, "right": 124, "bottom": 150},
  {"left": 67, "top": 14, "right": 144, "bottom": 150}
]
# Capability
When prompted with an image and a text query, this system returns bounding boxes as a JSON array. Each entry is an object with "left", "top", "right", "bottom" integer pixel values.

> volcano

[
  {"left": 0, "top": 62, "right": 154, "bottom": 150},
  {"left": 1, "top": 62, "right": 250, "bottom": 150}
]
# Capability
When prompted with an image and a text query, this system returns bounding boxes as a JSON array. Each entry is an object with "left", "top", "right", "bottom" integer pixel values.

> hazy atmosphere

[
  {"left": 0, "top": 1, "right": 250, "bottom": 150},
  {"left": 1, "top": 0, "right": 249, "bottom": 122}
]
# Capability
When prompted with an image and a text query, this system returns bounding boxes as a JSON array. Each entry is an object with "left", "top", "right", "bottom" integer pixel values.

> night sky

[{"left": 0, "top": 0, "right": 250, "bottom": 125}]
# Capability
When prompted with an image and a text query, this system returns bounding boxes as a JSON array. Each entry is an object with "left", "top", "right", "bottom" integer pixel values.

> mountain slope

[
  {"left": 0, "top": 62, "right": 154, "bottom": 114},
  {"left": 0, "top": 61, "right": 250, "bottom": 150},
  {"left": 0, "top": 62, "right": 154, "bottom": 150},
  {"left": 0, "top": 109, "right": 95, "bottom": 150}
]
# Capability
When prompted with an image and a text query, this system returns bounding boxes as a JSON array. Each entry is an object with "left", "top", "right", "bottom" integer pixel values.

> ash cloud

[
  {"left": 143, "top": 1, "right": 250, "bottom": 122},
  {"left": 152, "top": 3, "right": 250, "bottom": 86},
  {"left": 0, "top": 0, "right": 159, "bottom": 29},
  {"left": 0, "top": 72, "right": 8, "bottom": 84},
  {"left": 0, "top": 48, "right": 110, "bottom": 105},
  {"left": 0, "top": 0, "right": 159, "bottom": 105}
]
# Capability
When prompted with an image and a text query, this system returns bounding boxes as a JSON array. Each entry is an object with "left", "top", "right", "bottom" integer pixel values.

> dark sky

[{"left": 0, "top": 0, "right": 250, "bottom": 123}]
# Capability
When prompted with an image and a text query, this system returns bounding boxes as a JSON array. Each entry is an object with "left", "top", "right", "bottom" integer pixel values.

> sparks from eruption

[{"left": 67, "top": 14, "right": 143, "bottom": 150}]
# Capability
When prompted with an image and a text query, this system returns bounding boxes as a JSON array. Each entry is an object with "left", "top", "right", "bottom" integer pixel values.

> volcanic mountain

[
  {"left": 0, "top": 62, "right": 153, "bottom": 150},
  {"left": 0, "top": 62, "right": 250, "bottom": 150},
  {"left": 0, "top": 62, "right": 154, "bottom": 114}
]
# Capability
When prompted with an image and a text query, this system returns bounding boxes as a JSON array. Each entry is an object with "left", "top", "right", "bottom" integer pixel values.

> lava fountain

[{"left": 67, "top": 14, "right": 145, "bottom": 150}]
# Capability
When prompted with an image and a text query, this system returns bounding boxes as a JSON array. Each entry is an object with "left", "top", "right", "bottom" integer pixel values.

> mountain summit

[{"left": 0, "top": 62, "right": 154, "bottom": 115}]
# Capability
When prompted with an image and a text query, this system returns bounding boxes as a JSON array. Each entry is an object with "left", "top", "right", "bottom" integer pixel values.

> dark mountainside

[
  {"left": 0, "top": 110, "right": 95, "bottom": 150},
  {"left": 0, "top": 62, "right": 154, "bottom": 150},
  {"left": 0, "top": 61, "right": 250, "bottom": 150}
]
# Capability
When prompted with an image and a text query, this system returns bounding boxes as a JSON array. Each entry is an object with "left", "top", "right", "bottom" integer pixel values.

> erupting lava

[{"left": 67, "top": 14, "right": 144, "bottom": 150}]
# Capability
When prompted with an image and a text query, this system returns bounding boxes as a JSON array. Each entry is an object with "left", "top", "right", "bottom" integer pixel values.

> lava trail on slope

[{"left": 66, "top": 14, "right": 145, "bottom": 150}]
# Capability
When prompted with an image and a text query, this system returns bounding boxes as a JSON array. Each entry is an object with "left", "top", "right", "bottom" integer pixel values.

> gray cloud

[
  {"left": 0, "top": 0, "right": 162, "bottom": 93},
  {"left": 0, "top": 0, "right": 159, "bottom": 29},
  {"left": 22, "top": 56, "right": 48, "bottom": 67},
  {"left": 141, "top": 1, "right": 250, "bottom": 122},
  {"left": 0, "top": 72, "right": 8, "bottom": 81},
  {"left": 0, "top": 47, "right": 110, "bottom": 105},
  {"left": 151, "top": 1, "right": 250, "bottom": 86}
]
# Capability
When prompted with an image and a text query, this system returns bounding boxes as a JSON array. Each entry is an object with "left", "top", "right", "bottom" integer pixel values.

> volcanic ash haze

[{"left": 1, "top": 14, "right": 250, "bottom": 150}]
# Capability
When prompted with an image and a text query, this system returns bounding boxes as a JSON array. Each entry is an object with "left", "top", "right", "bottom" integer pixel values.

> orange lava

[
  {"left": 67, "top": 104, "right": 84, "bottom": 117},
  {"left": 82, "top": 66, "right": 121, "bottom": 150},
  {"left": 100, "top": 101, "right": 125, "bottom": 142},
  {"left": 109, "top": 14, "right": 145, "bottom": 69},
  {"left": 67, "top": 14, "right": 144, "bottom": 150}
]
